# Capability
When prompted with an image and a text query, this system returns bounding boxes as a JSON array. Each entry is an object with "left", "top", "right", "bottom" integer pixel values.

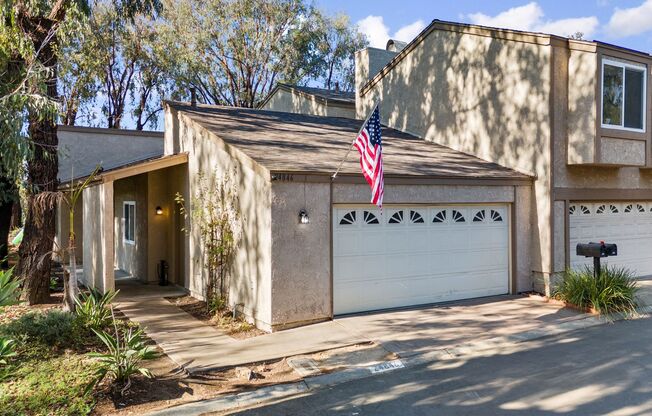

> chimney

[
  {"left": 190, "top": 88, "right": 197, "bottom": 108},
  {"left": 355, "top": 47, "right": 399, "bottom": 94}
]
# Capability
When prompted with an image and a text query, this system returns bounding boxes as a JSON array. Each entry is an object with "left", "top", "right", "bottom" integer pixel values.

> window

[
  {"left": 602, "top": 59, "right": 647, "bottom": 131},
  {"left": 123, "top": 201, "right": 136, "bottom": 244}
]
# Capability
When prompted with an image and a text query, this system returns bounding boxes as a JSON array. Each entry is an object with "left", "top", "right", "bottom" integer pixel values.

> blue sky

[{"left": 317, "top": 0, "right": 652, "bottom": 53}]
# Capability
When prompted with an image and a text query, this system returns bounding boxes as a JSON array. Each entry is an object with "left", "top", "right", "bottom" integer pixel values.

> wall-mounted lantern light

[
  {"left": 155, "top": 206, "right": 163, "bottom": 215},
  {"left": 299, "top": 209, "right": 310, "bottom": 224}
]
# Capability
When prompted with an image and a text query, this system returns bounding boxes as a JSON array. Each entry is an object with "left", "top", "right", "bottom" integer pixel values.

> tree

[
  {"left": 311, "top": 12, "right": 367, "bottom": 91},
  {"left": 159, "top": 0, "right": 319, "bottom": 107}
]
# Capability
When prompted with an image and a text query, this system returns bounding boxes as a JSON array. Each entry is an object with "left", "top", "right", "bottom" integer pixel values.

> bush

[
  {"left": 75, "top": 288, "right": 119, "bottom": 330},
  {"left": 554, "top": 265, "right": 639, "bottom": 315},
  {"left": 0, "top": 267, "right": 20, "bottom": 306},
  {"left": 89, "top": 323, "right": 158, "bottom": 395},
  {"left": 0, "top": 337, "right": 16, "bottom": 381},
  {"left": 0, "top": 310, "right": 85, "bottom": 348}
]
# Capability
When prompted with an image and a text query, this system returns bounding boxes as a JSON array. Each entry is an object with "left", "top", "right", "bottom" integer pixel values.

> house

[
  {"left": 54, "top": 125, "right": 164, "bottom": 265},
  {"left": 64, "top": 102, "right": 531, "bottom": 332},
  {"left": 57, "top": 18, "right": 652, "bottom": 331},
  {"left": 258, "top": 83, "right": 356, "bottom": 118},
  {"left": 356, "top": 19, "right": 652, "bottom": 295}
]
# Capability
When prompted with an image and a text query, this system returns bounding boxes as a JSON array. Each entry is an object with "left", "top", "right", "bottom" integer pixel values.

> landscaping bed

[{"left": 165, "top": 295, "right": 265, "bottom": 339}]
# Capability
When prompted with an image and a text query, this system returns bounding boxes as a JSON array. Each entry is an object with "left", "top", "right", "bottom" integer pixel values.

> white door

[
  {"left": 569, "top": 202, "right": 652, "bottom": 276},
  {"left": 333, "top": 205, "right": 510, "bottom": 315}
]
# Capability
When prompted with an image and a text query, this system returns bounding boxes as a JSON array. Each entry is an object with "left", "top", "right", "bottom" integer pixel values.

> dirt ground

[
  {"left": 92, "top": 352, "right": 302, "bottom": 415},
  {"left": 165, "top": 295, "right": 265, "bottom": 340}
]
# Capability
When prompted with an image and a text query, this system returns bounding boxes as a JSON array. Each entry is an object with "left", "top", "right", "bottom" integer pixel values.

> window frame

[
  {"left": 123, "top": 201, "right": 136, "bottom": 244},
  {"left": 601, "top": 58, "right": 647, "bottom": 133}
]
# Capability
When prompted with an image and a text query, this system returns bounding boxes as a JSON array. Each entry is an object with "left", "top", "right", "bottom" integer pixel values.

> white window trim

[
  {"left": 601, "top": 58, "right": 647, "bottom": 133},
  {"left": 123, "top": 201, "right": 136, "bottom": 245}
]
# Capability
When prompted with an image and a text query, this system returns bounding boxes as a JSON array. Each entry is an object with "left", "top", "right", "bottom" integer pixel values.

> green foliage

[
  {"left": 0, "top": 310, "right": 85, "bottom": 348},
  {"left": 0, "top": 337, "right": 16, "bottom": 365},
  {"left": 88, "top": 324, "right": 158, "bottom": 394},
  {"left": 0, "top": 349, "right": 98, "bottom": 416},
  {"left": 0, "top": 267, "right": 20, "bottom": 306},
  {"left": 208, "top": 296, "right": 227, "bottom": 314},
  {"left": 74, "top": 288, "right": 119, "bottom": 330},
  {"left": 554, "top": 265, "right": 639, "bottom": 315},
  {"left": 176, "top": 169, "right": 241, "bottom": 304}
]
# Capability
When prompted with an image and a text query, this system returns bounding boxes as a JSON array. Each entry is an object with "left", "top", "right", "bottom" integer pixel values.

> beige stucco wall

[
  {"left": 82, "top": 182, "right": 114, "bottom": 292},
  {"left": 54, "top": 197, "right": 84, "bottom": 264},
  {"left": 270, "top": 181, "right": 331, "bottom": 329},
  {"left": 261, "top": 88, "right": 355, "bottom": 119},
  {"left": 167, "top": 107, "right": 274, "bottom": 330},
  {"left": 358, "top": 28, "right": 553, "bottom": 287},
  {"left": 146, "top": 165, "right": 188, "bottom": 285},
  {"left": 567, "top": 48, "right": 597, "bottom": 165},
  {"left": 114, "top": 174, "right": 148, "bottom": 281}
]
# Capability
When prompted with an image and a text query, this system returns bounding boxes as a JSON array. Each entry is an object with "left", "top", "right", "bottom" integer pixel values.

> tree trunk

[
  {"left": 0, "top": 197, "right": 12, "bottom": 270},
  {"left": 17, "top": 15, "right": 59, "bottom": 305},
  {"left": 10, "top": 197, "right": 22, "bottom": 230}
]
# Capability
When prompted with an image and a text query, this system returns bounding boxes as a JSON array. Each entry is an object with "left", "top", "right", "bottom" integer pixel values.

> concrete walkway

[{"left": 115, "top": 282, "right": 368, "bottom": 373}]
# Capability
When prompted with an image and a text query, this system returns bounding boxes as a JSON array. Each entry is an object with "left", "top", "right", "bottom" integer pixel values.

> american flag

[{"left": 354, "top": 105, "right": 384, "bottom": 208}]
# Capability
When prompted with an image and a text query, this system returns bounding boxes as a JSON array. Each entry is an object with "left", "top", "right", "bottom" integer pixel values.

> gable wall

[
  {"left": 261, "top": 88, "right": 355, "bottom": 119},
  {"left": 359, "top": 27, "right": 553, "bottom": 289}
]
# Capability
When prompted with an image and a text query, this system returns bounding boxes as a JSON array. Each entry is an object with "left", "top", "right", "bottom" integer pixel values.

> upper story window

[
  {"left": 123, "top": 201, "right": 136, "bottom": 244},
  {"left": 602, "top": 58, "right": 647, "bottom": 132}
]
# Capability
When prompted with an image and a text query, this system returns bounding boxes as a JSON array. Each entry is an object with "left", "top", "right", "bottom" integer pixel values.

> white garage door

[
  {"left": 333, "top": 205, "right": 510, "bottom": 315},
  {"left": 569, "top": 202, "right": 652, "bottom": 276}
]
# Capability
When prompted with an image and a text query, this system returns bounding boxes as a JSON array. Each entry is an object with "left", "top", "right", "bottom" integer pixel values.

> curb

[{"left": 145, "top": 306, "right": 651, "bottom": 416}]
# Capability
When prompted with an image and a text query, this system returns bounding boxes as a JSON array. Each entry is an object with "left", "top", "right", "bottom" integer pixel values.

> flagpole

[{"left": 331, "top": 102, "right": 379, "bottom": 180}]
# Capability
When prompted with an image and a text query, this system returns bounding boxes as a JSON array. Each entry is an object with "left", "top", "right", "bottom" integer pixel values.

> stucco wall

[
  {"left": 261, "top": 88, "right": 355, "bottom": 119},
  {"left": 54, "top": 197, "right": 84, "bottom": 263},
  {"left": 58, "top": 126, "right": 163, "bottom": 183},
  {"left": 270, "top": 181, "right": 331, "bottom": 329},
  {"left": 567, "top": 48, "right": 597, "bottom": 165},
  {"left": 146, "top": 165, "right": 188, "bottom": 285},
  {"left": 82, "top": 182, "right": 114, "bottom": 292},
  {"left": 114, "top": 174, "right": 148, "bottom": 280},
  {"left": 358, "top": 27, "right": 554, "bottom": 288},
  {"left": 170, "top": 109, "right": 273, "bottom": 329}
]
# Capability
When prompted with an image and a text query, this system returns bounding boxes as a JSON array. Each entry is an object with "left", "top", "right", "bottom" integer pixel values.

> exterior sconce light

[
  {"left": 155, "top": 206, "right": 163, "bottom": 215},
  {"left": 299, "top": 209, "right": 310, "bottom": 224}
]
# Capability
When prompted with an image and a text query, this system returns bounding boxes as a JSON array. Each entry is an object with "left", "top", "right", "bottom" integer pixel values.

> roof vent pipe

[{"left": 190, "top": 87, "right": 197, "bottom": 108}]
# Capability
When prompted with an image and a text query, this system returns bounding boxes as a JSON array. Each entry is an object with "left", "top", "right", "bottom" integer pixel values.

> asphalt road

[{"left": 230, "top": 317, "right": 652, "bottom": 415}]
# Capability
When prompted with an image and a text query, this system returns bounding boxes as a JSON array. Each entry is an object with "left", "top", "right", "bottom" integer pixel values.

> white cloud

[
  {"left": 393, "top": 20, "right": 427, "bottom": 43},
  {"left": 357, "top": 15, "right": 390, "bottom": 48},
  {"left": 356, "top": 16, "right": 427, "bottom": 48},
  {"left": 606, "top": 0, "right": 652, "bottom": 38},
  {"left": 466, "top": 2, "right": 599, "bottom": 38}
]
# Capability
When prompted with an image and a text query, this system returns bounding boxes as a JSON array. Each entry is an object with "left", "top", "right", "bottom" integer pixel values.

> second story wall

[
  {"left": 260, "top": 88, "right": 355, "bottom": 119},
  {"left": 358, "top": 23, "right": 553, "bottom": 180}
]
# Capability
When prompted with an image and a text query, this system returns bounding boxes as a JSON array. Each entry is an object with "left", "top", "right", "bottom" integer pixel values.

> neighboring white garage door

[
  {"left": 569, "top": 202, "right": 652, "bottom": 276},
  {"left": 333, "top": 205, "right": 510, "bottom": 315}
]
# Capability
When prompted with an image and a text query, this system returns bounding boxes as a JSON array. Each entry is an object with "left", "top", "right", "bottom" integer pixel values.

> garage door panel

[
  {"left": 569, "top": 201, "right": 652, "bottom": 276},
  {"left": 334, "top": 204, "right": 510, "bottom": 315}
]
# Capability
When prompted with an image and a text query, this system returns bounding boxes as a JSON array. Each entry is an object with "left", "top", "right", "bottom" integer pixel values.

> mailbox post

[{"left": 576, "top": 241, "right": 617, "bottom": 277}]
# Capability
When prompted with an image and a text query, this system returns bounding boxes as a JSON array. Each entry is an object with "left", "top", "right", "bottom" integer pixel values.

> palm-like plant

[
  {"left": 88, "top": 309, "right": 157, "bottom": 395},
  {"left": 0, "top": 267, "right": 20, "bottom": 306},
  {"left": 74, "top": 288, "right": 119, "bottom": 330}
]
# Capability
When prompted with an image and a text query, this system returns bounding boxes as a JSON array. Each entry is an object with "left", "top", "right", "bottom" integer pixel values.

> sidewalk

[{"left": 115, "top": 285, "right": 368, "bottom": 373}]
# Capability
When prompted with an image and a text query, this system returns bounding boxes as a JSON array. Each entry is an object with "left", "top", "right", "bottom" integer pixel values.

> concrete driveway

[{"left": 335, "top": 295, "right": 586, "bottom": 358}]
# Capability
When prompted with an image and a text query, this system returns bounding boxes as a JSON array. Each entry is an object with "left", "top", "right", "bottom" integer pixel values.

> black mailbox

[{"left": 576, "top": 241, "right": 617, "bottom": 258}]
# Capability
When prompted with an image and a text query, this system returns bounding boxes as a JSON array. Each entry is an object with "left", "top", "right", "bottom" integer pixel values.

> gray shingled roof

[
  {"left": 170, "top": 102, "right": 530, "bottom": 180},
  {"left": 278, "top": 83, "right": 355, "bottom": 105}
]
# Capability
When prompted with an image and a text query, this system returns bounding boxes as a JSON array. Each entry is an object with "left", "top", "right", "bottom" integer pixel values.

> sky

[{"left": 317, "top": 0, "right": 652, "bottom": 53}]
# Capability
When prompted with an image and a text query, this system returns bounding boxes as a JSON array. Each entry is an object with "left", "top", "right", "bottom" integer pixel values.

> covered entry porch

[{"left": 80, "top": 153, "right": 189, "bottom": 293}]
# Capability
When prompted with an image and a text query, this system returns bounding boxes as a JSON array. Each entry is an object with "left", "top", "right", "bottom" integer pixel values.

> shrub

[
  {"left": 75, "top": 288, "right": 119, "bottom": 330},
  {"left": 554, "top": 265, "right": 639, "bottom": 315},
  {"left": 0, "top": 337, "right": 16, "bottom": 380},
  {"left": 88, "top": 318, "right": 158, "bottom": 395},
  {"left": 0, "top": 310, "right": 84, "bottom": 348},
  {"left": 0, "top": 267, "right": 20, "bottom": 306}
]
